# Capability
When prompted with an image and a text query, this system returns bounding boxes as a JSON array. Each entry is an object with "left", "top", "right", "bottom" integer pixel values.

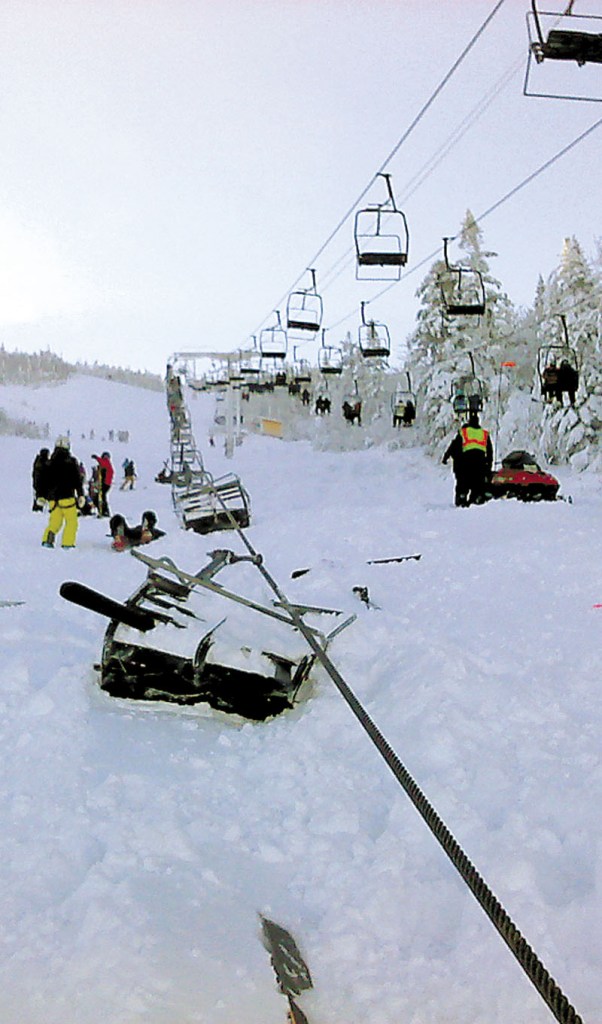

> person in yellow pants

[
  {"left": 42, "top": 498, "right": 79, "bottom": 547},
  {"left": 41, "top": 436, "right": 84, "bottom": 549}
]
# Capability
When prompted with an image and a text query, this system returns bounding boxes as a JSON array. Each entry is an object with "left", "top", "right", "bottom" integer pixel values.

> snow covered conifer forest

[{"left": 407, "top": 213, "right": 602, "bottom": 471}]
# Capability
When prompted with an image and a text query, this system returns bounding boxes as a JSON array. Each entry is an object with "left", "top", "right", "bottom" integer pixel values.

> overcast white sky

[{"left": 0, "top": 0, "right": 601, "bottom": 374}]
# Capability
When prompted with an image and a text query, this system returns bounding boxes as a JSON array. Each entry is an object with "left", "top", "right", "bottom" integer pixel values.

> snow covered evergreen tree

[{"left": 405, "top": 211, "right": 517, "bottom": 452}]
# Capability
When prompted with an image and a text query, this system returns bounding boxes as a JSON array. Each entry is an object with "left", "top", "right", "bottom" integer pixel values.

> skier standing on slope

[
  {"left": 92, "top": 451, "right": 114, "bottom": 517},
  {"left": 41, "top": 437, "right": 84, "bottom": 548}
]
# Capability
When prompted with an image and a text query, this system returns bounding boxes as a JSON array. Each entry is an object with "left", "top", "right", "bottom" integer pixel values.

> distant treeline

[{"left": 0, "top": 346, "right": 163, "bottom": 391}]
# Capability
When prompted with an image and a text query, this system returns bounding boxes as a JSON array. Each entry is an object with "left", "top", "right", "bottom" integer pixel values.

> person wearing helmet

[
  {"left": 92, "top": 451, "right": 115, "bottom": 517},
  {"left": 443, "top": 411, "right": 493, "bottom": 507},
  {"left": 41, "top": 436, "right": 84, "bottom": 548}
]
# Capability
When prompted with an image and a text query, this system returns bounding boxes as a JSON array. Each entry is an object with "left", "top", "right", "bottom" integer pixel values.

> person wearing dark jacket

[
  {"left": 32, "top": 447, "right": 50, "bottom": 510},
  {"left": 41, "top": 437, "right": 84, "bottom": 548},
  {"left": 109, "top": 510, "right": 165, "bottom": 551},
  {"left": 92, "top": 451, "right": 115, "bottom": 517},
  {"left": 443, "top": 412, "right": 493, "bottom": 507}
]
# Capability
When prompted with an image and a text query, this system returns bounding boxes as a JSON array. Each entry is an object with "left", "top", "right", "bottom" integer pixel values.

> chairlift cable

[
  {"left": 243, "top": 0, "right": 508, "bottom": 343},
  {"left": 185, "top": 401, "right": 583, "bottom": 1024},
  {"left": 324, "top": 114, "right": 602, "bottom": 332},
  {"left": 170, "top": 368, "right": 584, "bottom": 1024},
  {"left": 313, "top": 52, "right": 524, "bottom": 299}
]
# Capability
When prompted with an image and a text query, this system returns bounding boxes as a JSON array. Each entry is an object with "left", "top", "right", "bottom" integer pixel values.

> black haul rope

[{"left": 173, "top": 380, "right": 584, "bottom": 1024}]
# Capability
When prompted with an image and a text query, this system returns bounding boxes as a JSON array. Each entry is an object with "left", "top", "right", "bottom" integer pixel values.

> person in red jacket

[{"left": 92, "top": 451, "right": 114, "bottom": 517}]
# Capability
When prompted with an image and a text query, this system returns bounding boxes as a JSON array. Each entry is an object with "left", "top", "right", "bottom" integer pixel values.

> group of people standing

[{"left": 32, "top": 440, "right": 121, "bottom": 548}]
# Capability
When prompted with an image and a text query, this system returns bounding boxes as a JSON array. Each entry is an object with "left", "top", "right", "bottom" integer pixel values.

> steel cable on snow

[{"left": 175, "top": 373, "right": 585, "bottom": 1024}]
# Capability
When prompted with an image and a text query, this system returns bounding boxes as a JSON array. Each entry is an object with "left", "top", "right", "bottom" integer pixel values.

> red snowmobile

[{"left": 490, "top": 451, "right": 560, "bottom": 502}]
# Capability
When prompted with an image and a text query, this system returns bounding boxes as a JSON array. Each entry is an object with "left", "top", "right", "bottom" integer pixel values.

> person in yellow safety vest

[
  {"left": 442, "top": 411, "right": 493, "bottom": 507},
  {"left": 41, "top": 436, "right": 85, "bottom": 548}
]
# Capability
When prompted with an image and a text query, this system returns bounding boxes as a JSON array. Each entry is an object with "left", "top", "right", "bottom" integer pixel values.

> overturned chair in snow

[
  {"left": 173, "top": 470, "right": 251, "bottom": 534},
  {"left": 60, "top": 549, "right": 355, "bottom": 721}
]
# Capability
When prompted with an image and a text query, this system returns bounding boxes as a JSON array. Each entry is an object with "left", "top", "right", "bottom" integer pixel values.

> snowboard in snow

[{"left": 59, "top": 581, "right": 157, "bottom": 632}]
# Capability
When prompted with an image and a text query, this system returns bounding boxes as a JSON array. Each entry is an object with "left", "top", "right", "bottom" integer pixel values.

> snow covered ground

[{"left": 0, "top": 375, "right": 600, "bottom": 1024}]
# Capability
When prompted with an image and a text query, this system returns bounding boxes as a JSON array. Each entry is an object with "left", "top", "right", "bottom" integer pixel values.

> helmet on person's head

[
  {"left": 55, "top": 435, "right": 70, "bottom": 450},
  {"left": 102, "top": 451, "right": 111, "bottom": 459}
]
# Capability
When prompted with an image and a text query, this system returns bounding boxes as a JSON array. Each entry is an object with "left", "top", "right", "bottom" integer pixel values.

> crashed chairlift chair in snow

[
  {"left": 175, "top": 473, "right": 251, "bottom": 534},
  {"left": 60, "top": 550, "right": 355, "bottom": 721}
]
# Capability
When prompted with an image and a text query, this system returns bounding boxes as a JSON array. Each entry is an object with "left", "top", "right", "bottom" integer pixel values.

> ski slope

[{"left": 0, "top": 375, "right": 600, "bottom": 1024}]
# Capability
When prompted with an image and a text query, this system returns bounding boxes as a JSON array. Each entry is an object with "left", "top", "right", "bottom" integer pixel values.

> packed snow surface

[{"left": 0, "top": 376, "right": 600, "bottom": 1024}]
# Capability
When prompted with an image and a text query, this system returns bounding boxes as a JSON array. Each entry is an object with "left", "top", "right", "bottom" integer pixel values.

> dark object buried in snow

[
  {"left": 60, "top": 549, "right": 355, "bottom": 721},
  {"left": 490, "top": 451, "right": 560, "bottom": 502}
]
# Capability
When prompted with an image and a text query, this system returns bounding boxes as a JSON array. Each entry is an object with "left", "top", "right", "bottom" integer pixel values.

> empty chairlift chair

[
  {"left": 439, "top": 238, "right": 486, "bottom": 317},
  {"left": 358, "top": 301, "right": 391, "bottom": 358},
  {"left": 318, "top": 335, "right": 343, "bottom": 376},
  {"left": 239, "top": 338, "right": 263, "bottom": 377},
  {"left": 354, "top": 173, "right": 409, "bottom": 280},
  {"left": 259, "top": 313, "right": 288, "bottom": 361},
  {"left": 286, "top": 269, "right": 323, "bottom": 334},
  {"left": 528, "top": 0, "right": 602, "bottom": 65}
]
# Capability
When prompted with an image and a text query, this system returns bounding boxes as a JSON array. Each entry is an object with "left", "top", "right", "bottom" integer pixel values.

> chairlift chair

[
  {"left": 391, "top": 372, "right": 417, "bottom": 425},
  {"left": 537, "top": 321, "right": 580, "bottom": 402},
  {"left": 528, "top": 0, "right": 602, "bottom": 65},
  {"left": 354, "top": 173, "right": 409, "bottom": 280},
  {"left": 240, "top": 338, "right": 263, "bottom": 376},
  {"left": 286, "top": 269, "right": 323, "bottom": 333},
  {"left": 318, "top": 345, "right": 343, "bottom": 375},
  {"left": 293, "top": 358, "right": 312, "bottom": 384},
  {"left": 358, "top": 301, "right": 391, "bottom": 358},
  {"left": 228, "top": 361, "right": 245, "bottom": 384},
  {"left": 439, "top": 238, "right": 486, "bottom": 317},
  {"left": 259, "top": 312, "right": 288, "bottom": 360},
  {"left": 451, "top": 352, "right": 484, "bottom": 415}
]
